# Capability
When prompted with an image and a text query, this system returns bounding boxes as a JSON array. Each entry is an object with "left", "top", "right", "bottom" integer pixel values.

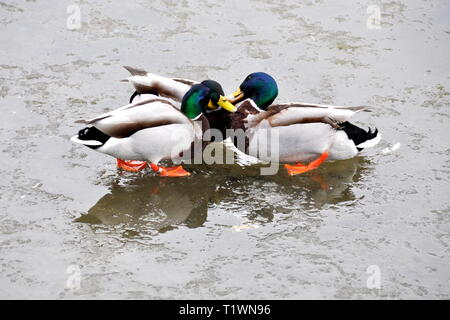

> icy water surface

[{"left": 0, "top": 0, "right": 449, "bottom": 299}]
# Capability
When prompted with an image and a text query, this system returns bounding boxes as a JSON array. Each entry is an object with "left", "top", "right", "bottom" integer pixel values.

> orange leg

[
  {"left": 149, "top": 163, "right": 190, "bottom": 177},
  {"left": 284, "top": 152, "right": 329, "bottom": 176},
  {"left": 116, "top": 159, "right": 148, "bottom": 172}
]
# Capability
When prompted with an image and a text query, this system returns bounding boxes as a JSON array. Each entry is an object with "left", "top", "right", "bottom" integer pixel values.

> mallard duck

[
  {"left": 124, "top": 66, "right": 243, "bottom": 143},
  {"left": 71, "top": 80, "right": 235, "bottom": 177},
  {"left": 224, "top": 72, "right": 381, "bottom": 175},
  {"left": 124, "top": 66, "right": 242, "bottom": 142}
]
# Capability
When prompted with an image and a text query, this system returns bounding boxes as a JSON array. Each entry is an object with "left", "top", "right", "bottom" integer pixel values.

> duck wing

[
  {"left": 248, "top": 102, "right": 370, "bottom": 128},
  {"left": 124, "top": 66, "right": 193, "bottom": 102},
  {"left": 171, "top": 78, "right": 199, "bottom": 87},
  {"left": 75, "top": 98, "right": 190, "bottom": 138},
  {"left": 123, "top": 66, "right": 198, "bottom": 86}
]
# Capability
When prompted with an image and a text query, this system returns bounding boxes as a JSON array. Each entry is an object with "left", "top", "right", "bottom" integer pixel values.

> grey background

[{"left": 0, "top": 0, "right": 449, "bottom": 299}]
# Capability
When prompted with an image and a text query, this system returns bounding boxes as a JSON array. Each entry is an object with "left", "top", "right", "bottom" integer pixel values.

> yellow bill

[
  {"left": 232, "top": 88, "right": 242, "bottom": 97},
  {"left": 207, "top": 96, "right": 237, "bottom": 112},
  {"left": 217, "top": 95, "right": 237, "bottom": 112},
  {"left": 228, "top": 88, "right": 245, "bottom": 104},
  {"left": 207, "top": 100, "right": 218, "bottom": 110}
]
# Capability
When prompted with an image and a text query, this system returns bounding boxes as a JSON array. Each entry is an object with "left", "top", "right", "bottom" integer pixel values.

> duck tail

[
  {"left": 123, "top": 65, "right": 147, "bottom": 76},
  {"left": 340, "top": 121, "right": 381, "bottom": 151},
  {"left": 70, "top": 126, "right": 110, "bottom": 149}
]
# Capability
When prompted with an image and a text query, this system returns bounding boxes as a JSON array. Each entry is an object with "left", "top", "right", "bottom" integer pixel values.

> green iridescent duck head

[
  {"left": 229, "top": 72, "right": 278, "bottom": 110},
  {"left": 181, "top": 80, "right": 236, "bottom": 119}
]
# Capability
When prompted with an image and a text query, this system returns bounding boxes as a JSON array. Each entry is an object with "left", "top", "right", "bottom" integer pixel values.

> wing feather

[
  {"left": 249, "top": 102, "right": 372, "bottom": 128},
  {"left": 171, "top": 78, "right": 199, "bottom": 87},
  {"left": 123, "top": 65, "right": 148, "bottom": 76},
  {"left": 75, "top": 99, "right": 190, "bottom": 138}
]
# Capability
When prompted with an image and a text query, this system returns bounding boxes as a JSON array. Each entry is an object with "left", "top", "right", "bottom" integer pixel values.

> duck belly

[
  {"left": 97, "top": 124, "right": 194, "bottom": 164},
  {"left": 248, "top": 123, "right": 357, "bottom": 163}
]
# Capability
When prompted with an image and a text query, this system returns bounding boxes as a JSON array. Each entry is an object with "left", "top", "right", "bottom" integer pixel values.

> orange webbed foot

[
  {"left": 284, "top": 163, "right": 310, "bottom": 176},
  {"left": 117, "top": 159, "right": 148, "bottom": 172},
  {"left": 284, "top": 152, "right": 329, "bottom": 176},
  {"left": 149, "top": 163, "right": 190, "bottom": 177}
]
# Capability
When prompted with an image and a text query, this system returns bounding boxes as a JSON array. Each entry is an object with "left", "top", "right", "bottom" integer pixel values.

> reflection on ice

[{"left": 75, "top": 156, "right": 371, "bottom": 237}]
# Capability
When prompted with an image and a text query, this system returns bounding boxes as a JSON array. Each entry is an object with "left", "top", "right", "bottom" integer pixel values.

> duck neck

[{"left": 251, "top": 88, "right": 277, "bottom": 110}]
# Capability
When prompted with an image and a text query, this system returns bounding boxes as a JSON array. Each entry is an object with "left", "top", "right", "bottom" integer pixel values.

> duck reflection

[
  {"left": 75, "top": 174, "right": 218, "bottom": 235},
  {"left": 214, "top": 156, "right": 371, "bottom": 222},
  {"left": 76, "top": 156, "right": 371, "bottom": 237}
]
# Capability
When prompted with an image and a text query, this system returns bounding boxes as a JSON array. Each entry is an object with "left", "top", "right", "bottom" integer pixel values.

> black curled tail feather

[
  {"left": 129, "top": 90, "right": 140, "bottom": 103},
  {"left": 129, "top": 90, "right": 160, "bottom": 103},
  {"left": 77, "top": 126, "right": 110, "bottom": 149},
  {"left": 340, "top": 121, "right": 379, "bottom": 151}
]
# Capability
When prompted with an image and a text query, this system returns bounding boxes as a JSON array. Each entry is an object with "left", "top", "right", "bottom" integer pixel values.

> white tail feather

[
  {"left": 357, "top": 133, "right": 381, "bottom": 149},
  {"left": 70, "top": 135, "right": 103, "bottom": 146}
]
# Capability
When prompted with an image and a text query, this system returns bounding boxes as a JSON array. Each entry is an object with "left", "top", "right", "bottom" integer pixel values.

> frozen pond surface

[{"left": 0, "top": 0, "right": 449, "bottom": 299}]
